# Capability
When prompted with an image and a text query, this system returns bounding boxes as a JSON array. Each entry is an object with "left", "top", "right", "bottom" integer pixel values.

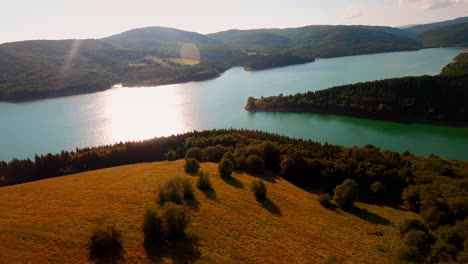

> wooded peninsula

[{"left": 245, "top": 52, "right": 468, "bottom": 126}]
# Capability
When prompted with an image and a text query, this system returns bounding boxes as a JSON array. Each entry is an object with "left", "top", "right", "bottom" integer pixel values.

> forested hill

[
  {"left": 0, "top": 27, "right": 235, "bottom": 102},
  {"left": 1, "top": 17, "right": 467, "bottom": 102},
  {"left": 209, "top": 25, "right": 423, "bottom": 58},
  {"left": 0, "top": 128, "right": 467, "bottom": 262},
  {"left": 246, "top": 53, "right": 468, "bottom": 126},
  {"left": 417, "top": 22, "right": 468, "bottom": 47},
  {"left": 403, "top": 16, "right": 468, "bottom": 35}
]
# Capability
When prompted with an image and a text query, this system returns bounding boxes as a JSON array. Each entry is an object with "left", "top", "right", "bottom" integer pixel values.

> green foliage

[
  {"left": 202, "top": 145, "right": 231, "bottom": 162},
  {"left": 370, "top": 181, "right": 386, "bottom": 203},
  {"left": 398, "top": 230, "right": 434, "bottom": 263},
  {"left": 142, "top": 208, "right": 162, "bottom": 241},
  {"left": 158, "top": 176, "right": 194, "bottom": 205},
  {"left": 184, "top": 158, "right": 200, "bottom": 175},
  {"left": 164, "top": 150, "right": 177, "bottom": 161},
  {"left": 248, "top": 54, "right": 468, "bottom": 124},
  {"left": 185, "top": 147, "right": 203, "bottom": 162},
  {"left": 160, "top": 202, "right": 190, "bottom": 240},
  {"left": 318, "top": 194, "right": 334, "bottom": 209},
  {"left": 197, "top": 171, "right": 213, "bottom": 191},
  {"left": 218, "top": 158, "right": 234, "bottom": 178},
  {"left": 333, "top": 179, "right": 359, "bottom": 211},
  {"left": 89, "top": 220, "right": 123, "bottom": 259},
  {"left": 244, "top": 54, "right": 314, "bottom": 71},
  {"left": 210, "top": 25, "right": 422, "bottom": 59},
  {"left": 247, "top": 154, "right": 265, "bottom": 174},
  {"left": 399, "top": 219, "right": 427, "bottom": 236},
  {"left": 251, "top": 180, "right": 267, "bottom": 201},
  {"left": 417, "top": 23, "right": 468, "bottom": 47}
]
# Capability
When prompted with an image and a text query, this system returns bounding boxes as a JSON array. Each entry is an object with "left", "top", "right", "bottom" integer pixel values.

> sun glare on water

[{"left": 104, "top": 85, "right": 189, "bottom": 143}]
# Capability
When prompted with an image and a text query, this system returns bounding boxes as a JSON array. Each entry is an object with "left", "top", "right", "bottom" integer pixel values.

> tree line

[{"left": 246, "top": 52, "right": 468, "bottom": 125}]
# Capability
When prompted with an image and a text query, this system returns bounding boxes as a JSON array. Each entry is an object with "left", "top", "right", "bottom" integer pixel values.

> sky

[{"left": 1, "top": 0, "right": 467, "bottom": 43}]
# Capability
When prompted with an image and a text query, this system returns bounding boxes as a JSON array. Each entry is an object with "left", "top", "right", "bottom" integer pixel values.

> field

[{"left": 0, "top": 160, "right": 418, "bottom": 263}]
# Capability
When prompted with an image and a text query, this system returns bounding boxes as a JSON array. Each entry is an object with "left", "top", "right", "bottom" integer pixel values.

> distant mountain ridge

[
  {"left": 403, "top": 16, "right": 468, "bottom": 35},
  {"left": 0, "top": 16, "right": 467, "bottom": 102}
]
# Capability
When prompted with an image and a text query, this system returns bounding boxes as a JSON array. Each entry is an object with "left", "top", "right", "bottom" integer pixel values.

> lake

[{"left": 0, "top": 48, "right": 467, "bottom": 161}]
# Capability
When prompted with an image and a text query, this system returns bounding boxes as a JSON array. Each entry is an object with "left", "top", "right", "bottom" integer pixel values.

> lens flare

[{"left": 180, "top": 43, "right": 200, "bottom": 64}]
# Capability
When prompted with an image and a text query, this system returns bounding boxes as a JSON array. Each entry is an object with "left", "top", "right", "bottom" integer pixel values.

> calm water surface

[{"left": 1, "top": 48, "right": 467, "bottom": 161}]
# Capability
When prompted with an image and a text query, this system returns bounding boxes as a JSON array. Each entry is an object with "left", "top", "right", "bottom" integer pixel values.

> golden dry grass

[{"left": 0, "top": 160, "right": 418, "bottom": 263}]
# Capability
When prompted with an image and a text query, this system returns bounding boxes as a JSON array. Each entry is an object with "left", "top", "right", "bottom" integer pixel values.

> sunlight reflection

[{"left": 105, "top": 85, "right": 188, "bottom": 143}]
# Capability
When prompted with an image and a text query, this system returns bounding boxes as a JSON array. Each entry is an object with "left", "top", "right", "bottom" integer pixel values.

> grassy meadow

[{"left": 0, "top": 160, "right": 418, "bottom": 263}]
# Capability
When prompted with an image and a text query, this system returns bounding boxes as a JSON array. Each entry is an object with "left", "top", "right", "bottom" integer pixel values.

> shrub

[
  {"left": 158, "top": 176, "right": 194, "bottom": 205},
  {"left": 202, "top": 145, "right": 230, "bottom": 162},
  {"left": 235, "top": 155, "right": 248, "bottom": 171},
  {"left": 164, "top": 150, "right": 177, "bottom": 161},
  {"left": 247, "top": 154, "right": 265, "bottom": 174},
  {"left": 185, "top": 147, "right": 203, "bottom": 161},
  {"left": 399, "top": 218, "right": 427, "bottom": 236},
  {"left": 251, "top": 180, "right": 267, "bottom": 201},
  {"left": 197, "top": 171, "right": 213, "bottom": 190},
  {"left": 333, "top": 179, "right": 359, "bottom": 211},
  {"left": 402, "top": 186, "right": 421, "bottom": 212},
  {"left": 398, "top": 230, "right": 434, "bottom": 262},
  {"left": 223, "top": 152, "right": 236, "bottom": 165},
  {"left": 89, "top": 220, "right": 122, "bottom": 259},
  {"left": 318, "top": 194, "right": 334, "bottom": 209},
  {"left": 370, "top": 181, "right": 386, "bottom": 203},
  {"left": 184, "top": 158, "right": 200, "bottom": 175},
  {"left": 160, "top": 203, "right": 190, "bottom": 239},
  {"left": 218, "top": 158, "right": 234, "bottom": 178},
  {"left": 142, "top": 208, "right": 162, "bottom": 241}
]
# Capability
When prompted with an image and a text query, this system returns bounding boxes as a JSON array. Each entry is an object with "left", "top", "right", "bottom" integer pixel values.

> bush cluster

[
  {"left": 158, "top": 176, "right": 194, "bottom": 205},
  {"left": 142, "top": 203, "right": 190, "bottom": 241},
  {"left": 89, "top": 220, "right": 122, "bottom": 259},
  {"left": 251, "top": 180, "right": 267, "bottom": 201},
  {"left": 197, "top": 171, "right": 213, "bottom": 190},
  {"left": 184, "top": 158, "right": 200, "bottom": 175},
  {"left": 333, "top": 179, "right": 359, "bottom": 211},
  {"left": 218, "top": 157, "right": 234, "bottom": 178}
]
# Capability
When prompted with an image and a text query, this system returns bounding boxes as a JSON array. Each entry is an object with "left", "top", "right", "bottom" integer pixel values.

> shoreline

[
  {"left": 245, "top": 105, "right": 468, "bottom": 128},
  {"left": 2, "top": 47, "right": 465, "bottom": 103}
]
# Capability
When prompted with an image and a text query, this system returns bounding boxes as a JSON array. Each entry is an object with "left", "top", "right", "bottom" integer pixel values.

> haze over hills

[
  {"left": 403, "top": 16, "right": 468, "bottom": 35},
  {"left": 0, "top": 16, "right": 467, "bottom": 102}
]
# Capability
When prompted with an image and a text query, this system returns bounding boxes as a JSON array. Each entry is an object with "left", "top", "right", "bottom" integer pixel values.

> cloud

[
  {"left": 344, "top": 7, "right": 363, "bottom": 19},
  {"left": 399, "top": 0, "right": 465, "bottom": 10}
]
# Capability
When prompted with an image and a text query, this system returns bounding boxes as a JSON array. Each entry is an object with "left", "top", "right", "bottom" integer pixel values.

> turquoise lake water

[{"left": 0, "top": 48, "right": 467, "bottom": 161}]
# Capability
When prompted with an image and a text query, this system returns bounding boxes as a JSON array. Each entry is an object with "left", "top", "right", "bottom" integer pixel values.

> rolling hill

[
  {"left": 403, "top": 16, "right": 468, "bottom": 35},
  {"left": 209, "top": 25, "right": 423, "bottom": 58},
  {"left": 2, "top": 17, "right": 468, "bottom": 102},
  {"left": 417, "top": 22, "right": 468, "bottom": 47},
  {"left": 0, "top": 160, "right": 418, "bottom": 263}
]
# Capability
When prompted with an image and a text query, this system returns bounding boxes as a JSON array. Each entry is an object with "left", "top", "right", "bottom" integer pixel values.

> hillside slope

[
  {"left": 404, "top": 16, "right": 468, "bottom": 35},
  {"left": 0, "top": 160, "right": 417, "bottom": 263},
  {"left": 209, "top": 25, "right": 422, "bottom": 58},
  {"left": 417, "top": 22, "right": 468, "bottom": 47}
]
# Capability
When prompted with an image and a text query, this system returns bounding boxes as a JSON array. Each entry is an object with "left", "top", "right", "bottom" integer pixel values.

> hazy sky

[{"left": 1, "top": 0, "right": 467, "bottom": 43}]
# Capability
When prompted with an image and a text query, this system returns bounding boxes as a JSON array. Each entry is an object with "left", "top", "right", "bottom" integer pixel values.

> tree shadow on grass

[
  {"left": 199, "top": 188, "right": 218, "bottom": 201},
  {"left": 221, "top": 175, "right": 244, "bottom": 189},
  {"left": 250, "top": 171, "right": 278, "bottom": 183},
  {"left": 184, "top": 197, "right": 200, "bottom": 211},
  {"left": 259, "top": 198, "right": 282, "bottom": 216},
  {"left": 144, "top": 237, "right": 201, "bottom": 264},
  {"left": 350, "top": 206, "right": 392, "bottom": 226},
  {"left": 89, "top": 243, "right": 124, "bottom": 264}
]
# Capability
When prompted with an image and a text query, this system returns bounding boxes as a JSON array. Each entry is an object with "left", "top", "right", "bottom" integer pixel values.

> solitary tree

[{"left": 333, "top": 179, "right": 359, "bottom": 210}]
